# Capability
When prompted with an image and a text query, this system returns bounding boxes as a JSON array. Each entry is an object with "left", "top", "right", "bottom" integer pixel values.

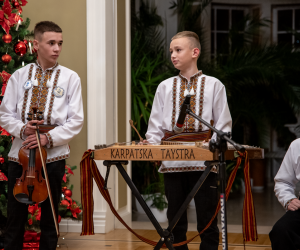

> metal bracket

[{"left": 104, "top": 165, "right": 111, "bottom": 190}]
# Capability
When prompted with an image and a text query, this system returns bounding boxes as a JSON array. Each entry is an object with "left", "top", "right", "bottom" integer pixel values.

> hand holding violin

[
  {"left": 22, "top": 134, "right": 49, "bottom": 149},
  {"left": 22, "top": 120, "right": 49, "bottom": 149}
]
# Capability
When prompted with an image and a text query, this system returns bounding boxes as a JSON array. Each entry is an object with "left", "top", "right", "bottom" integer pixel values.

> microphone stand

[{"left": 180, "top": 95, "right": 245, "bottom": 250}]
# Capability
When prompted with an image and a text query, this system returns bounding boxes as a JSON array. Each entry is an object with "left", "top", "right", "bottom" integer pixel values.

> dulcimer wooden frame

[
  {"left": 94, "top": 144, "right": 263, "bottom": 161},
  {"left": 93, "top": 144, "right": 263, "bottom": 250}
]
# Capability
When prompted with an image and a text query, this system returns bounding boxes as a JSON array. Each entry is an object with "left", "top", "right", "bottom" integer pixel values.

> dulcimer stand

[
  {"left": 102, "top": 95, "right": 245, "bottom": 250},
  {"left": 184, "top": 95, "right": 245, "bottom": 250}
]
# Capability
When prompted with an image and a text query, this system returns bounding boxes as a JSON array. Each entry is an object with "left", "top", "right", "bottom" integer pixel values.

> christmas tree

[{"left": 0, "top": 0, "right": 34, "bottom": 243}]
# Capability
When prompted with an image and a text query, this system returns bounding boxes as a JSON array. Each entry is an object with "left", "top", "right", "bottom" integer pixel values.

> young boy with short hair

[
  {"left": 0, "top": 21, "right": 84, "bottom": 250},
  {"left": 145, "top": 31, "right": 232, "bottom": 250}
]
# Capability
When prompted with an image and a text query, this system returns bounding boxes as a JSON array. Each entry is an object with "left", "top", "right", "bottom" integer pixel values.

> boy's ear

[
  {"left": 192, "top": 48, "right": 200, "bottom": 58},
  {"left": 33, "top": 39, "right": 39, "bottom": 52}
]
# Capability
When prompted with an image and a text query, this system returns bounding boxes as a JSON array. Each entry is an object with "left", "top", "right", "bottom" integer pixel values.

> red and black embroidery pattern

[
  {"left": 46, "top": 153, "right": 69, "bottom": 163},
  {"left": 8, "top": 156, "right": 19, "bottom": 163},
  {"left": 171, "top": 78, "right": 177, "bottom": 128},
  {"left": 9, "top": 154, "right": 70, "bottom": 164},
  {"left": 45, "top": 132, "right": 54, "bottom": 148},
  {"left": 28, "top": 68, "right": 55, "bottom": 115},
  {"left": 20, "top": 124, "right": 26, "bottom": 140},
  {"left": 178, "top": 71, "right": 203, "bottom": 132},
  {"left": 198, "top": 76, "right": 206, "bottom": 130},
  {"left": 159, "top": 166, "right": 217, "bottom": 173},
  {"left": 21, "top": 64, "right": 34, "bottom": 123}
]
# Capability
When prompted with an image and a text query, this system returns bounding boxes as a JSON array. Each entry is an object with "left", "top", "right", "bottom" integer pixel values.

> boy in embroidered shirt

[
  {"left": 145, "top": 31, "right": 232, "bottom": 250},
  {"left": 0, "top": 21, "right": 83, "bottom": 250}
]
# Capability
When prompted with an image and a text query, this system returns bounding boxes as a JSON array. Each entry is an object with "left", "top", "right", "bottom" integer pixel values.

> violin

[
  {"left": 13, "top": 105, "right": 60, "bottom": 237},
  {"left": 14, "top": 106, "right": 48, "bottom": 204}
]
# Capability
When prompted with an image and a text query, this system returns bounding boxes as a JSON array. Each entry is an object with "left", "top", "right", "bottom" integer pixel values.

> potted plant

[{"left": 142, "top": 166, "right": 168, "bottom": 223}]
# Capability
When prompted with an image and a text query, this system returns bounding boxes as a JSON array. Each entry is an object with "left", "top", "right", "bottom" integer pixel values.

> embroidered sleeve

[
  {"left": 274, "top": 140, "right": 300, "bottom": 209},
  {"left": 20, "top": 124, "right": 26, "bottom": 140},
  {"left": 145, "top": 83, "right": 165, "bottom": 144},
  {"left": 0, "top": 74, "right": 28, "bottom": 139},
  {"left": 45, "top": 132, "right": 54, "bottom": 148},
  {"left": 211, "top": 82, "right": 232, "bottom": 140}
]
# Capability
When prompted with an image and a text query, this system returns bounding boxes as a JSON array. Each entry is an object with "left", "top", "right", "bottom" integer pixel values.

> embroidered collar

[
  {"left": 179, "top": 70, "right": 203, "bottom": 82},
  {"left": 35, "top": 60, "right": 59, "bottom": 72}
]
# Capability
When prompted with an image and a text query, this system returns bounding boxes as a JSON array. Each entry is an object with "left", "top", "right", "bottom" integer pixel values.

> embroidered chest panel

[
  {"left": 21, "top": 65, "right": 61, "bottom": 124},
  {"left": 172, "top": 73, "right": 206, "bottom": 132},
  {"left": 21, "top": 65, "right": 34, "bottom": 123}
]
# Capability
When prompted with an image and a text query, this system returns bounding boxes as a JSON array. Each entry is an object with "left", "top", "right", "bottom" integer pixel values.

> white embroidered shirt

[
  {"left": 145, "top": 71, "right": 232, "bottom": 173},
  {"left": 0, "top": 62, "right": 84, "bottom": 163},
  {"left": 274, "top": 138, "right": 300, "bottom": 209}
]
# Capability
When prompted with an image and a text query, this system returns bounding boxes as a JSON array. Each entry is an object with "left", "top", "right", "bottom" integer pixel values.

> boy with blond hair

[{"left": 145, "top": 31, "right": 232, "bottom": 250}]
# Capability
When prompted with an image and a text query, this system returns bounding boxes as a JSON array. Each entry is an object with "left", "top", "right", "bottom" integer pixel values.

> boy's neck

[
  {"left": 37, "top": 58, "right": 57, "bottom": 71},
  {"left": 180, "top": 65, "right": 199, "bottom": 81}
]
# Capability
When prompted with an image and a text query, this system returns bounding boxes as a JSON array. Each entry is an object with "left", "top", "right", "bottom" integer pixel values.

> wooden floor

[{"left": 57, "top": 229, "right": 271, "bottom": 250}]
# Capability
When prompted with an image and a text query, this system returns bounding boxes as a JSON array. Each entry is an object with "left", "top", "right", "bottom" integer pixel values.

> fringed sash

[
  {"left": 242, "top": 151, "right": 258, "bottom": 241},
  {"left": 162, "top": 130, "right": 210, "bottom": 142},
  {"left": 80, "top": 149, "right": 258, "bottom": 245}
]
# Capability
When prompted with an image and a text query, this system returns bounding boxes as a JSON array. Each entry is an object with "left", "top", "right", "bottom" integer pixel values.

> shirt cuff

[
  {"left": 45, "top": 132, "right": 54, "bottom": 148},
  {"left": 285, "top": 198, "right": 295, "bottom": 210},
  {"left": 20, "top": 124, "right": 27, "bottom": 140}
]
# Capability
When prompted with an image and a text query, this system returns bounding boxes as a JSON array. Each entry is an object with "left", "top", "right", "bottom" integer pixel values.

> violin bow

[{"left": 35, "top": 120, "right": 60, "bottom": 238}]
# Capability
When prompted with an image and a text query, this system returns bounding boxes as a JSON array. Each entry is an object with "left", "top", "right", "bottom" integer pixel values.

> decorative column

[{"left": 86, "top": 0, "right": 117, "bottom": 233}]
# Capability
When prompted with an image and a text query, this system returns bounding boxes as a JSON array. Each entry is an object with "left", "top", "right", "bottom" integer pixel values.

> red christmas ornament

[
  {"left": 2, "top": 53, "right": 11, "bottom": 64},
  {"left": 64, "top": 189, "right": 72, "bottom": 197},
  {"left": 23, "top": 40, "right": 29, "bottom": 52},
  {"left": 0, "top": 157, "right": 4, "bottom": 164},
  {"left": 0, "top": 170, "right": 8, "bottom": 181},
  {"left": 12, "top": 0, "right": 19, "bottom": 8},
  {"left": 14, "top": 40, "right": 27, "bottom": 56},
  {"left": 2, "top": 34, "right": 12, "bottom": 43},
  {"left": 62, "top": 186, "right": 67, "bottom": 193}
]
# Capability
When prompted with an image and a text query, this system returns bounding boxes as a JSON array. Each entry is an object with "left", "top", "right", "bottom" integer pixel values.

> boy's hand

[
  {"left": 22, "top": 134, "right": 49, "bottom": 149},
  {"left": 24, "top": 120, "right": 44, "bottom": 136},
  {"left": 138, "top": 140, "right": 149, "bottom": 145},
  {"left": 288, "top": 199, "right": 300, "bottom": 211}
]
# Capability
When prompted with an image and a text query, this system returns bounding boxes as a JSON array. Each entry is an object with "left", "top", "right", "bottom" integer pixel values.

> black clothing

[
  {"left": 164, "top": 171, "right": 219, "bottom": 250},
  {"left": 5, "top": 160, "right": 65, "bottom": 250},
  {"left": 270, "top": 210, "right": 300, "bottom": 250}
]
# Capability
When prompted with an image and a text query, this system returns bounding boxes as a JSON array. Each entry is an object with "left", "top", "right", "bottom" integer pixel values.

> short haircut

[
  {"left": 172, "top": 31, "right": 201, "bottom": 53},
  {"left": 34, "top": 21, "right": 62, "bottom": 39}
]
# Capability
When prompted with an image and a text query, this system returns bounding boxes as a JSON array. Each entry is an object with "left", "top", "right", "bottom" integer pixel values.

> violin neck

[{"left": 29, "top": 148, "right": 36, "bottom": 167}]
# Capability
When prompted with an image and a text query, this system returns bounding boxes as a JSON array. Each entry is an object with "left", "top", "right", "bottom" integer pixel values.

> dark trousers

[
  {"left": 269, "top": 210, "right": 300, "bottom": 250},
  {"left": 164, "top": 171, "right": 219, "bottom": 250},
  {"left": 5, "top": 160, "right": 65, "bottom": 250}
]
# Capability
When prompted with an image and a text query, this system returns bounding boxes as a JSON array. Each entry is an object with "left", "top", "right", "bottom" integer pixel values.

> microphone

[{"left": 173, "top": 95, "right": 191, "bottom": 134}]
